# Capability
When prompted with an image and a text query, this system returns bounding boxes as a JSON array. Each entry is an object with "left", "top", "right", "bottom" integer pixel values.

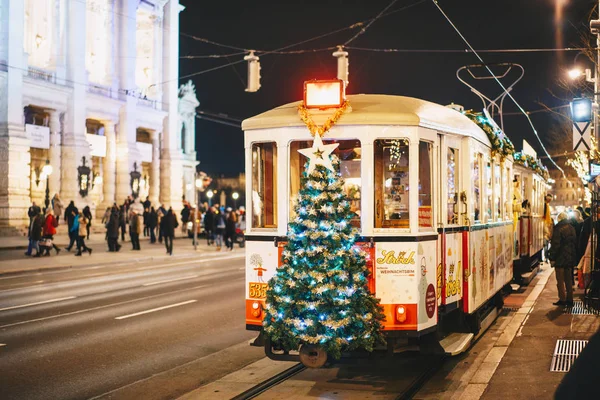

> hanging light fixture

[
  {"left": 332, "top": 46, "right": 349, "bottom": 87},
  {"left": 244, "top": 51, "right": 261, "bottom": 93}
]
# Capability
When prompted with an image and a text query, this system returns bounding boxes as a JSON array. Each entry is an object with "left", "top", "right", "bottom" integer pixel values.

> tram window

[
  {"left": 447, "top": 147, "right": 459, "bottom": 225},
  {"left": 419, "top": 141, "right": 433, "bottom": 231},
  {"left": 290, "top": 139, "right": 361, "bottom": 228},
  {"left": 251, "top": 142, "right": 277, "bottom": 229},
  {"left": 374, "top": 139, "right": 410, "bottom": 229},
  {"left": 494, "top": 163, "right": 501, "bottom": 220},
  {"left": 504, "top": 166, "right": 510, "bottom": 219},
  {"left": 486, "top": 161, "right": 492, "bottom": 222},
  {"left": 472, "top": 153, "right": 481, "bottom": 223}
]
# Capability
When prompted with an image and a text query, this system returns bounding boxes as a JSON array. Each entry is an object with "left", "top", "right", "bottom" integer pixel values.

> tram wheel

[{"left": 299, "top": 344, "right": 328, "bottom": 368}]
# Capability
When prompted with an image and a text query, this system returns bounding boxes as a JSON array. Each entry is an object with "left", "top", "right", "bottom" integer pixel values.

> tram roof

[{"left": 242, "top": 94, "right": 491, "bottom": 145}]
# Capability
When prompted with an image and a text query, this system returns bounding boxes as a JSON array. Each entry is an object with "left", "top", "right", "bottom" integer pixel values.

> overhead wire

[
  {"left": 343, "top": 0, "right": 400, "bottom": 46},
  {"left": 430, "top": 0, "right": 565, "bottom": 176}
]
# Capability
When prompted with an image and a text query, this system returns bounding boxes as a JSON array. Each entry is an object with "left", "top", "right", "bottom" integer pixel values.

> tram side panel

[
  {"left": 466, "top": 224, "right": 513, "bottom": 313},
  {"left": 374, "top": 240, "right": 438, "bottom": 332},
  {"left": 245, "top": 240, "right": 281, "bottom": 329},
  {"left": 437, "top": 232, "right": 464, "bottom": 309}
]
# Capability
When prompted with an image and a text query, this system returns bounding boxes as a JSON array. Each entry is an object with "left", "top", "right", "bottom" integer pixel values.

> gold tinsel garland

[{"left": 298, "top": 100, "right": 350, "bottom": 137}]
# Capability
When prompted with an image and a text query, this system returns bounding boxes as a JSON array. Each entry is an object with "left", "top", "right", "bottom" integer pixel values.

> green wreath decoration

[{"left": 463, "top": 110, "right": 515, "bottom": 160}]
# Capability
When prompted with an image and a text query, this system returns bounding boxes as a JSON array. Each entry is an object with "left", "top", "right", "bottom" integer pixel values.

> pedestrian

[
  {"left": 64, "top": 201, "right": 79, "bottom": 251},
  {"left": 119, "top": 205, "right": 128, "bottom": 242},
  {"left": 549, "top": 211, "right": 577, "bottom": 307},
  {"left": 181, "top": 202, "right": 191, "bottom": 236},
  {"left": 106, "top": 206, "right": 121, "bottom": 252},
  {"left": 26, "top": 209, "right": 44, "bottom": 257},
  {"left": 214, "top": 209, "right": 226, "bottom": 251},
  {"left": 204, "top": 206, "right": 215, "bottom": 245},
  {"left": 543, "top": 194, "right": 554, "bottom": 262},
  {"left": 225, "top": 209, "right": 237, "bottom": 251},
  {"left": 143, "top": 196, "right": 151, "bottom": 211},
  {"left": 75, "top": 211, "right": 92, "bottom": 256},
  {"left": 143, "top": 207, "right": 149, "bottom": 237},
  {"left": 41, "top": 208, "right": 61, "bottom": 256},
  {"left": 51, "top": 194, "right": 63, "bottom": 225},
  {"left": 157, "top": 204, "right": 167, "bottom": 243},
  {"left": 148, "top": 206, "right": 158, "bottom": 243},
  {"left": 83, "top": 205, "right": 93, "bottom": 240},
  {"left": 129, "top": 209, "right": 141, "bottom": 250},
  {"left": 161, "top": 207, "right": 178, "bottom": 255}
]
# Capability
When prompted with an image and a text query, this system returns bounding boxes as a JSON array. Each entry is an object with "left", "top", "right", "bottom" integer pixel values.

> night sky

[{"left": 179, "top": 0, "right": 596, "bottom": 177}]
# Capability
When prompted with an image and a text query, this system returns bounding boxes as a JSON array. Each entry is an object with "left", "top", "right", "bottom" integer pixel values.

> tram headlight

[
  {"left": 251, "top": 301, "right": 262, "bottom": 318},
  {"left": 396, "top": 305, "right": 407, "bottom": 323}
]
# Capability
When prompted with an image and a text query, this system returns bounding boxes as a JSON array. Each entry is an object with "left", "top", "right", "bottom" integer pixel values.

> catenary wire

[
  {"left": 431, "top": 0, "right": 565, "bottom": 176},
  {"left": 343, "top": 0, "right": 400, "bottom": 46}
]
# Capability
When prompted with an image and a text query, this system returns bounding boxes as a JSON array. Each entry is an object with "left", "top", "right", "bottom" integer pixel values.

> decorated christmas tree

[{"left": 263, "top": 134, "right": 384, "bottom": 360}]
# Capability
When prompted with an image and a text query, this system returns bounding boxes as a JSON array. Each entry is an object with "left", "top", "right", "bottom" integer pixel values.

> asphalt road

[{"left": 0, "top": 252, "right": 265, "bottom": 400}]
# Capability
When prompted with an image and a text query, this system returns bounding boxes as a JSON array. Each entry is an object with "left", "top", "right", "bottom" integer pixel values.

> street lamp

[
  {"left": 232, "top": 192, "right": 239, "bottom": 209},
  {"left": 41, "top": 159, "right": 53, "bottom": 210},
  {"left": 206, "top": 190, "right": 213, "bottom": 206}
]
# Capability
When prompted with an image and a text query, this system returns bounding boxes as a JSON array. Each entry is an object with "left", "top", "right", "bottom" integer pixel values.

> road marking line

[
  {"left": 115, "top": 300, "right": 197, "bottom": 320},
  {"left": 0, "top": 281, "right": 45, "bottom": 293},
  {"left": 135, "top": 254, "right": 244, "bottom": 271},
  {"left": 0, "top": 284, "right": 209, "bottom": 329},
  {"left": 142, "top": 275, "right": 198, "bottom": 286},
  {"left": 0, "top": 296, "right": 76, "bottom": 312}
]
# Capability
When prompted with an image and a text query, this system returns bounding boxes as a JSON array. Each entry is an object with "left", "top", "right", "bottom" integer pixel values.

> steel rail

[
  {"left": 395, "top": 355, "right": 446, "bottom": 400},
  {"left": 230, "top": 363, "right": 306, "bottom": 400}
]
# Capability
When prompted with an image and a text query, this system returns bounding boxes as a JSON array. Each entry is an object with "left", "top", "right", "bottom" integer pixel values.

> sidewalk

[{"left": 0, "top": 230, "right": 244, "bottom": 276}]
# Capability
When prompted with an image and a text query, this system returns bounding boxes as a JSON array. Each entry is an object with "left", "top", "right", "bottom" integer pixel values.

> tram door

[{"left": 438, "top": 134, "right": 465, "bottom": 308}]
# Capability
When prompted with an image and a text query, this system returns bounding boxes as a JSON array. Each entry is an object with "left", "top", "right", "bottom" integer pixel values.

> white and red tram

[{"left": 242, "top": 93, "right": 546, "bottom": 357}]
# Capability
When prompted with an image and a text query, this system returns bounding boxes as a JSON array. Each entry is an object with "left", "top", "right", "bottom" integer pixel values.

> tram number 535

[{"left": 249, "top": 282, "right": 268, "bottom": 299}]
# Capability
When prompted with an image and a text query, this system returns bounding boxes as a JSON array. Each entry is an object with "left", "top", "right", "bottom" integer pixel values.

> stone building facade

[{"left": 0, "top": 0, "right": 198, "bottom": 234}]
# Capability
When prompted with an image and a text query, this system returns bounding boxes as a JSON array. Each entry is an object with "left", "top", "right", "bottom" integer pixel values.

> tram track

[
  {"left": 395, "top": 355, "right": 446, "bottom": 400},
  {"left": 230, "top": 363, "right": 306, "bottom": 400}
]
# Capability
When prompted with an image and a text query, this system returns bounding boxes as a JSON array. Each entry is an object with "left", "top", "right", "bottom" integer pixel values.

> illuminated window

[
  {"left": 504, "top": 166, "right": 510, "bottom": 219},
  {"left": 374, "top": 139, "right": 409, "bottom": 229},
  {"left": 290, "top": 139, "right": 361, "bottom": 228},
  {"left": 447, "top": 147, "right": 459, "bottom": 225},
  {"left": 494, "top": 163, "right": 501, "bottom": 220},
  {"left": 419, "top": 141, "right": 433, "bottom": 231},
  {"left": 251, "top": 142, "right": 277, "bottom": 228},
  {"left": 486, "top": 161, "right": 492, "bottom": 222},
  {"left": 473, "top": 153, "right": 481, "bottom": 223}
]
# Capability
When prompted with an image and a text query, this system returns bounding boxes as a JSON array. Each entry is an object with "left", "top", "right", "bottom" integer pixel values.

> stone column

[
  {"left": 0, "top": 0, "right": 30, "bottom": 234},
  {"left": 48, "top": 110, "right": 62, "bottom": 200},
  {"left": 61, "top": 0, "right": 89, "bottom": 207},
  {"left": 159, "top": 0, "right": 184, "bottom": 213},
  {"left": 150, "top": 130, "right": 160, "bottom": 205},
  {"left": 100, "top": 121, "right": 116, "bottom": 210}
]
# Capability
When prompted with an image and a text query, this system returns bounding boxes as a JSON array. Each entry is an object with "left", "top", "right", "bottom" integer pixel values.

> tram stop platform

[{"left": 418, "top": 263, "right": 600, "bottom": 400}]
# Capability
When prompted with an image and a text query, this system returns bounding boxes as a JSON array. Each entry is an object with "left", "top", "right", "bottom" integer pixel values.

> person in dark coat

[
  {"left": 549, "top": 212, "right": 577, "bottom": 307},
  {"left": 106, "top": 207, "right": 121, "bottom": 252},
  {"left": 25, "top": 202, "right": 41, "bottom": 256},
  {"left": 82, "top": 205, "right": 93, "bottom": 240},
  {"left": 180, "top": 203, "right": 191, "bottom": 236},
  {"left": 27, "top": 210, "right": 44, "bottom": 257},
  {"left": 64, "top": 201, "right": 79, "bottom": 251},
  {"left": 225, "top": 210, "right": 237, "bottom": 250},
  {"left": 203, "top": 207, "right": 215, "bottom": 245},
  {"left": 129, "top": 210, "right": 141, "bottom": 250},
  {"left": 161, "top": 208, "right": 178, "bottom": 255},
  {"left": 147, "top": 207, "right": 158, "bottom": 243},
  {"left": 119, "top": 205, "right": 128, "bottom": 242},
  {"left": 157, "top": 204, "right": 167, "bottom": 243}
]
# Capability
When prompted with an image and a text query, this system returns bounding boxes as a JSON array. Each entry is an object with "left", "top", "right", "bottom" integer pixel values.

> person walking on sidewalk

[
  {"left": 51, "top": 194, "right": 63, "bottom": 225},
  {"left": 106, "top": 207, "right": 121, "bottom": 252},
  {"left": 214, "top": 209, "right": 226, "bottom": 251},
  {"left": 119, "top": 205, "right": 128, "bottom": 242},
  {"left": 180, "top": 202, "right": 191, "bottom": 237},
  {"left": 83, "top": 205, "right": 93, "bottom": 240},
  {"left": 549, "top": 211, "right": 576, "bottom": 307},
  {"left": 161, "top": 208, "right": 178, "bottom": 255},
  {"left": 204, "top": 206, "right": 215, "bottom": 245},
  {"left": 41, "top": 208, "right": 61, "bottom": 256},
  {"left": 64, "top": 201, "right": 79, "bottom": 251},
  {"left": 26, "top": 209, "right": 44, "bottom": 257},
  {"left": 157, "top": 204, "right": 167, "bottom": 243},
  {"left": 129, "top": 209, "right": 142, "bottom": 250},
  {"left": 75, "top": 212, "right": 92, "bottom": 256},
  {"left": 225, "top": 209, "right": 237, "bottom": 251},
  {"left": 148, "top": 207, "right": 158, "bottom": 243}
]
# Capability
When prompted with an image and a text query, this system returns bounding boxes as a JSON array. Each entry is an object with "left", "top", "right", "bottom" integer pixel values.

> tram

[{"left": 242, "top": 83, "right": 547, "bottom": 359}]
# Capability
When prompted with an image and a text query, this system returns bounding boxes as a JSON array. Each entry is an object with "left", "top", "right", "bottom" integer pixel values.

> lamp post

[
  {"left": 42, "top": 159, "right": 53, "bottom": 210},
  {"left": 232, "top": 192, "right": 239, "bottom": 210},
  {"left": 206, "top": 190, "right": 214, "bottom": 206}
]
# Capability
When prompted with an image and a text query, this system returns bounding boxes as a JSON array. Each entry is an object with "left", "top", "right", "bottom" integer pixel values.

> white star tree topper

[{"left": 298, "top": 135, "right": 339, "bottom": 173}]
